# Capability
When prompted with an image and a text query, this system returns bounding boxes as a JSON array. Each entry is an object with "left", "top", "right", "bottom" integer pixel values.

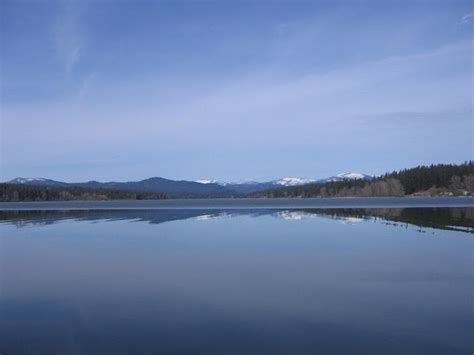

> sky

[{"left": 1, "top": 0, "right": 473, "bottom": 182}]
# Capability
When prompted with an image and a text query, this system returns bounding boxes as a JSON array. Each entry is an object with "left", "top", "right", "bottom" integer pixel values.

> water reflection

[
  {"left": 0, "top": 208, "right": 472, "bottom": 354},
  {"left": 1, "top": 207, "right": 472, "bottom": 234}
]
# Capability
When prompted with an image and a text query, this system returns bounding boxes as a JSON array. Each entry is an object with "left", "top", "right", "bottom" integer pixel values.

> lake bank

[{"left": 0, "top": 196, "right": 472, "bottom": 210}]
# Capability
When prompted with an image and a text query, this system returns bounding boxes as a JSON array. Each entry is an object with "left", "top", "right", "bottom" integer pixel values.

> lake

[
  {"left": 0, "top": 196, "right": 472, "bottom": 210},
  {"left": 0, "top": 205, "right": 473, "bottom": 354}
]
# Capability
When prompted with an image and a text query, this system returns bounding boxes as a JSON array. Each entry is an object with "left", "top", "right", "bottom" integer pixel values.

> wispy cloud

[
  {"left": 2, "top": 0, "right": 472, "bottom": 181},
  {"left": 461, "top": 12, "right": 473, "bottom": 24},
  {"left": 4, "top": 39, "right": 470, "bottom": 151},
  {"left": 54, "top": 0, "right": 85, "bottom": 74}
]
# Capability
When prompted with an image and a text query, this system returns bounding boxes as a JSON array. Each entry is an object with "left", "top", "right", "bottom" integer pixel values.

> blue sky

[{"left": 1, "top": 0, "right": 472, "bottom": 182}]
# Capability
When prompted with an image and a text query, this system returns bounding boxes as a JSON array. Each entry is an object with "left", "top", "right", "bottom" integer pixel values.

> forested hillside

[
  {"left": 253, "top": 162, "right": 474, "bottom": 198},
  {"left": 382, "top": 163, "right": 474, "bottom": 194},
  {"left": 0, "top": 184, "right": 167, "bottom": 202},
  {"left": 2, "top": 163, "right": 472, "bottom": 201}
]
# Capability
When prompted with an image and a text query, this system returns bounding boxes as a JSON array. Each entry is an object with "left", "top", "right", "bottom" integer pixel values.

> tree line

[
  {"left": 381, "top": 162, "right": 474, "bottom": 194},
  {"left": 296, "top": 208, "right": 473, "bottom": 232},
  {"left": 253, "top": 162, "right": 474, "bottom": 198},
  {"left": 2, "top": 162, "right": 472, "bottom": 201},
  {"left": 0, "top": 184, "right": 167, "bottom": 202}
]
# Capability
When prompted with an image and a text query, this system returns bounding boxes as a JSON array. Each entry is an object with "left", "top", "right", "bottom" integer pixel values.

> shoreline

[{"left": 0, "top": 196, "right": 472, "bottom": 211}]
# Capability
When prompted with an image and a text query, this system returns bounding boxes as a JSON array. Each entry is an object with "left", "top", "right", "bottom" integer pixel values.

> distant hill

[
  {"left": 0, "top": 184, "right": 167, "bottom": 202},
  {"left": 9, "top": 177, "right": 69, "bottom": 187},
  {"left": 4, "top": 164, "right": 473, "bottom": 200},
  {"left": 6, "top": 172, "right": 372, "bottom": 198},
  {"left": 252, "top": 162, "right": 474, "bottom": 198},
  {"left": 7, "top": 177, "right": 236, "bottom": 198},
  {"left": 319, "top": 172, "right": 372, "bottom": 183},
  {"left": 77, "top": 177, "right": 236, "bottom": 198}
]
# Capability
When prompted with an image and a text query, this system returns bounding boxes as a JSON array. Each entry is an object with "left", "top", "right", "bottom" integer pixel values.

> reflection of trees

[
  {"left": 301, "top": 208, "right": 473, "bottom": 233},
  {"left": 0, "top": 208, "right": 472, "bottom": 234},
  {"left": 0, "top": 209, "right": 269, "bottom": 228}
]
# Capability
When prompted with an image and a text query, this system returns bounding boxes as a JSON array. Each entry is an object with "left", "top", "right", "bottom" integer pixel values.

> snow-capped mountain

[
  {"left": 269, "top": 173, "right": 370, "bottom": 186},
  {"left": 195, "top": 179, "right": 261, "bottom": 186},
  {"left": 9, "top": 177, "right": 47, "bottom": 184},
  {"left": 336, "top": 172, "right": 371, "bottom": 180},
  {"left": 6, "top": 172, "right": 372, "bottom": 197},
  {"left": 272, "top": 177, "right": 317, "bottom": 186},
  {"left": 8, "top": 177, "right": 68, "bottom": 186},
  {"left": 195, "top": 179, "right": 228, "bottom": 186},
  {"left": 194, "top": 177, "right": 318, "bottom": 190},
  {"left": 195, "top": 173, "right": 371, "bottom": 188},
  {"left": 321, "top": 172, "right": 372, "bottom": 183}
]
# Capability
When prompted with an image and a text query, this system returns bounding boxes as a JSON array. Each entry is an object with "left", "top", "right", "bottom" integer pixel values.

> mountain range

[{"left": 7, "top": 173, "right": 372, "bottom": 198}]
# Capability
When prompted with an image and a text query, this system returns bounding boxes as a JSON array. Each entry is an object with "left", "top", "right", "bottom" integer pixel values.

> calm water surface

[{"left": 0, "top": 208, "right": 473, "bottom": 354}]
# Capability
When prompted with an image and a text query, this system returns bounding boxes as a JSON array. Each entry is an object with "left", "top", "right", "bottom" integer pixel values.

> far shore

[{"left": 0, "top": 196, "right": 472, "bottom": 211}]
